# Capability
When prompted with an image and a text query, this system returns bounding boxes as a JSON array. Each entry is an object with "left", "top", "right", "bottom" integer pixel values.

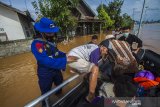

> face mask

[{"left": 123, "top": 33, "right": 129, "bottom": 38}]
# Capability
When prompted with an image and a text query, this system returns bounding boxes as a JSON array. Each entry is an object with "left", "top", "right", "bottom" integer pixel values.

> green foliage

[
  {"left": 97, "top": 4, "right": 108, "bottom": 13},
  {"left": 97, "top": 0, "right": 133, "bottom": 30},
  {"left": 97, "top": 6, "right": 114, "bottom": 30},
  {"left": 106, "top": 0, "right": 124, "bottom": 18},
  {"left": 121, "top": 13, "right": 134, "bottom": 29},
  {"left": 32, "top": 0, "right": 78, "bottom": 36},
  {"left": 106, "top": 0, "right": 124, "bottom": 29}
]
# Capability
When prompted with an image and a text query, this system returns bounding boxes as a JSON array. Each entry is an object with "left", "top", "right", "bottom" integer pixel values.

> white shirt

[{"left": 68, "top": 44, "right": 98, "bottom": 61}]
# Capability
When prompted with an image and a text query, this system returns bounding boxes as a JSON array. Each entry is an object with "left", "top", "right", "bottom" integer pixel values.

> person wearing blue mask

[
  {"left": 118, "top": 27, "right": 130, "bottom": 40},
  {"left": 31, "top": 17, "right": 67, "bottom": 106},
  {"left": 123, "top": 27, "right": 130, "bottom": 37},
  {"left": 118, "top": 27, "right": 143, "bottom": 53}
]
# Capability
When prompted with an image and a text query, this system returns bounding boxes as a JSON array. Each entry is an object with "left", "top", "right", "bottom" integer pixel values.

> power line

[{"left": 146, "top": 8, "right": 160, "bottom": 11}]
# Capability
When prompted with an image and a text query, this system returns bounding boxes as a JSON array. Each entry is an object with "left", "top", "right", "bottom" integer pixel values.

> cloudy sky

[{"left": 1, "top": 0, "right": 160, "bottom": 21}]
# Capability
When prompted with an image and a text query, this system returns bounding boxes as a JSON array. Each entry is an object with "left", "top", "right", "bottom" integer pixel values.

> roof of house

[
  {"left": 70, "top": 0, "right": 97, "bottom": 20},
  {"left": 0, "top": 1, "right": 34, "bottom": 22},
  {"left": 76, "top": 0, "right": 96, "bottom": 17},
  {"left": 81, "top": 0, "right": 96, "bottom": 16}
]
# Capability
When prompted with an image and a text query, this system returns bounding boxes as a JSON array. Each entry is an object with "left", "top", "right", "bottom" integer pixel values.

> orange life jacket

[
  {"left": 134, "top": 77, "right": 159, "bottom": 89},
  {"left": 155, "top": 77, "right": 160, "bottom": 83}
]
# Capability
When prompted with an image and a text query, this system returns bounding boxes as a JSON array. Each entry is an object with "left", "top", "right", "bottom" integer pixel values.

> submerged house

[
  {"left": 71, "top": 0, "right": 103, "bottom": 36},
  {"left": 0, "top": 1, "right": 35, "bottom": 42}
]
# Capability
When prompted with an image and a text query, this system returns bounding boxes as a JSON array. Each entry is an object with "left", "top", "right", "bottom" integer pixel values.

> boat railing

[{"left": 24, "top": 74, "right": 80, "bottom": 107}]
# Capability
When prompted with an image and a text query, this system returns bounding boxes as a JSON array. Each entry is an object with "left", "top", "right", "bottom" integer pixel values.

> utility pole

[
  {"left": 9, "top": 0, "right": 12, "bottom": 6},
  {"left": 25, "top": 0, "right": 28, "bottom": 10},
  {"left": 132, "top": 8, "right": 136, "bottom": 20},
  {"left": 137, "top": 0, "right": 146, "bottom": 37}
]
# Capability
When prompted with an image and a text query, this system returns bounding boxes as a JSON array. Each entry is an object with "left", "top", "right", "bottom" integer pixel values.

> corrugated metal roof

[
  {"left": 0, "top": 1, "right": 34, "bottom": 22},
  {"left": 81, "top": 0, "right": 96, "bottom": 16},
  {"left": 0, "top": 1, "right": 26, "bottom": 16}
]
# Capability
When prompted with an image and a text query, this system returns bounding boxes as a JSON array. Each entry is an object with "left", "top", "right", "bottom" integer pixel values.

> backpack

[
  {"left": 109, "top": 40, "right": 138, "bottom": 73},
  {"left": 99, "top": 82, "right": 115, "bottom": 98}
]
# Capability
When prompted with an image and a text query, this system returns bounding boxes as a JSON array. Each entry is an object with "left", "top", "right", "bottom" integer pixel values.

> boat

[
  {"left": 24, "top": 45, "right": 160, "bottom": 107},
  {"left": 25, "top": 0, "right": 160, "bottom": 106}
]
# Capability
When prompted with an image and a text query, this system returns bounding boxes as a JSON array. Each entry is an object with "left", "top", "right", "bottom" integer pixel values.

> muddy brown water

[{"left": 0, "top": 34, "right": 106, "bottom": 107}]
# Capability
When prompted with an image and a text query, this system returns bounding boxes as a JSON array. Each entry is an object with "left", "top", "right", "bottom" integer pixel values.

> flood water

[
  {"left": 136, "top": 23, "right": 160, "bottom": 54},
  {"left": 0, "top": 34, "right": 106, "bottom": 107}
]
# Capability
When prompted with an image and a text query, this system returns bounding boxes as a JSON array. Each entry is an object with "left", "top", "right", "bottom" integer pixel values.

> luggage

[
  {"left": 109, "top": 40, "right": 138, "bottom": 73},
  {"left": 99, "top": 82, "right": 115, "bottom": 98}
]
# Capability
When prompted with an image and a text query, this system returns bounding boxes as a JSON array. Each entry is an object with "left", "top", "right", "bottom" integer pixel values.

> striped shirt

[{"left": 68, "top": 44, "right": 98, "bottom": 61}]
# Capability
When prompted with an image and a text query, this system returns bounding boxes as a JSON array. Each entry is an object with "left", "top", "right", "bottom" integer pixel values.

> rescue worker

[{"left": 31, "top": 17, "right": 67, "bottom": 106}]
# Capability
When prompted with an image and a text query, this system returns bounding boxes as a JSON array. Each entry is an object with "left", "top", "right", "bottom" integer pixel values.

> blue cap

[{"left": 34, "top": 17, "right": 59, "bottom": 33}]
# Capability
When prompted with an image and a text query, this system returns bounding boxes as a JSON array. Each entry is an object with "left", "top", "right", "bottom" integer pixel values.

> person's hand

[
  {"left": 61, "top": 69, "right": 65, "bottom": 72},
  {"left": 70, "top": 69, "right": 76, "bottom": 73},
  {"left": 117, "top": 56, "right": 130, "bottom": 65},
  {"left": 122, "top": 57, "right": 130, "bottom": 65},
  {"left": 67, "top": 56, "right": 78, "bottom": 62}
]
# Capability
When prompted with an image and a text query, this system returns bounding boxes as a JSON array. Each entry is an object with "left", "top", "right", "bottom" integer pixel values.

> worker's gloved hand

[{"left": 56, "top": 51, "right": 66, "bottom": 58}]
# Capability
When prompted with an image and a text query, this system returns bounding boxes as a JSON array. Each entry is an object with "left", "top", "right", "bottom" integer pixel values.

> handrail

[
  {"left": 52, "top": 81, "right": 83, "bottom": 106},
  {"left": 24, "top": 74, "right": 80, "bottom": 107}
]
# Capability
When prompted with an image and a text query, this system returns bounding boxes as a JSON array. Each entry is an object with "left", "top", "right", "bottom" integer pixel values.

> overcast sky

[{"left": 1, "top": 0, "right": 160, "bottom": 21}]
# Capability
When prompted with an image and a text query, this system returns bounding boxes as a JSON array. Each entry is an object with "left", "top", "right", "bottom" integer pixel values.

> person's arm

[{"left": 31, "top": 41, "right": 67, "bottom": 69}]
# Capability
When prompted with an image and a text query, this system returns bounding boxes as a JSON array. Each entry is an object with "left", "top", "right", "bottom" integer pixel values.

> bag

[
  {"left": 137, "top": 85, "right": 160, "bottom": 97},
  {"left": 99, "top": 82, "right": 115, "bottom": 98},
  {"left": 110, "top": 40, "right": 138, "bottom": 73}
]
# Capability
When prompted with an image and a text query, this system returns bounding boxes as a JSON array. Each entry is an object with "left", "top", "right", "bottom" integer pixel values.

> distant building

[
  {"left": 71, "top": 0, "right": 103, "bottom": 36},
  {"left": 0, "top": 1, "right": 35, "bottom": 42}
]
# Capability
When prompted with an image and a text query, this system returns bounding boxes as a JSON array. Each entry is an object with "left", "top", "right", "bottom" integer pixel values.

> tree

[
  {"left": 121, "top": 13, "right": 134, "bottom": 29},
  {"left": 106, "top": 0, "right": 124, "bottom": 29},
  {"left": 97, "top": 0, "right": 124, "bottom": 29},
  {"left": 97, "top": 6, "right": 114, "bottom": 30},
  {"left": 32, "top": 0, "right": 78, "bottom": 37},
  {"left": 97, "top": 0, "right": 134, "bottom": 30},
  {"left": 97, "top": 4, "right": 108, "bottom": 13}
]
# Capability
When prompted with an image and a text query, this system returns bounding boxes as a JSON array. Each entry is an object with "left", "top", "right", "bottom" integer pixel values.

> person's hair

[
  {"left": 122, "top": 26, "right": 131, "bottom": 30},
  {"left": 111, "top": 64, "right": 128, "bottom": 81},
  {"left": 99, "top": 39, "right": 110, "bottom": 48},
  {"left": 113, "top": 75, "right": 137, "bottom": 98},
  {"left": 118, "top": 36, "right": 126, "bottom": 41},
  {"left": 92, "top": 35, "right": 98, "bottom": 40}
]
